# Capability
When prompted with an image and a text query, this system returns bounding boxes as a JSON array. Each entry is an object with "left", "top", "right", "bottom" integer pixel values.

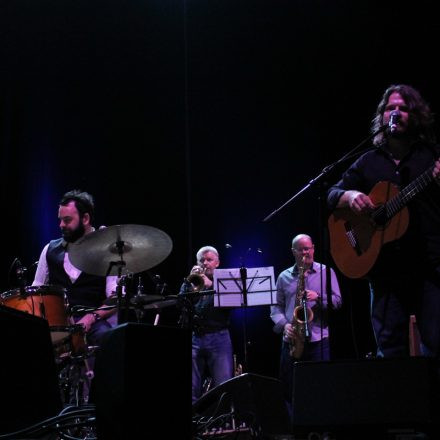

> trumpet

[{"left": 186, "top": 266, "right": 206, "bottom": 291}]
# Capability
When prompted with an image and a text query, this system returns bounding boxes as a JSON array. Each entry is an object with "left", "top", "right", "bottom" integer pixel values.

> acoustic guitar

[{"left": 328, "top": 165, "right": 435, "bottom": 279}]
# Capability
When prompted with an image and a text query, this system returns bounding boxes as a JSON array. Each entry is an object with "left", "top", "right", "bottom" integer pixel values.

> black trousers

[{"left": 370, "top": 266, "right": 440, "bottom": 358}]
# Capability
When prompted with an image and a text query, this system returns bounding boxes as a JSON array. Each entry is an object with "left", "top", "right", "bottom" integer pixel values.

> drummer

[{"left": 32, "top": 189, "right": 118, "bottom": 348}]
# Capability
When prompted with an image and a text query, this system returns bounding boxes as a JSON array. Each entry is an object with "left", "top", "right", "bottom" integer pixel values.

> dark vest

[{"left": 47, "top": 238, "right": 106, "bottom": 309}]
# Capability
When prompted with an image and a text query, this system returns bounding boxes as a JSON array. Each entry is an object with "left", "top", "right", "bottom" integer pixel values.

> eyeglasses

[{"left": 293, "top": 246, "right": 314, "bottom": 252}]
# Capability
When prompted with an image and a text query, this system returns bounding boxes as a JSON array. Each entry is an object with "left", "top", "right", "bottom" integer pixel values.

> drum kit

[{"left": 0, "top": 224, "right": 176, "bottom": 407}]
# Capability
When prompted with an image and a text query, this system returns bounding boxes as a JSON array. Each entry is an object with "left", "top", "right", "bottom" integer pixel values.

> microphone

[{"left": 389, "top": 110, "right": 400, "bottom": 134}]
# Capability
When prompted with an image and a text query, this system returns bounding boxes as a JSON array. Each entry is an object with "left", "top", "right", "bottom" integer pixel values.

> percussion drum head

[
  {"left": 1, "top": 284, "right": 67, "bottom": 301},
  {"left": 0, "top": 285, "right": 69, "bottom": 335}
]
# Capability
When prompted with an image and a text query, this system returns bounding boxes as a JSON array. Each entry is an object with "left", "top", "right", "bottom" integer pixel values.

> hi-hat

[
  {"left": 68, "top": 224, "right": 173, "bottom": 276},
  {"left": 103, "top": 294, "right": 164, "bottom": 307},
  {"left": 130, "top": 294, "right": 165, "bottom": 306},
  {"left": 142, "top": 296, "right": 178, "bottom": 310}
]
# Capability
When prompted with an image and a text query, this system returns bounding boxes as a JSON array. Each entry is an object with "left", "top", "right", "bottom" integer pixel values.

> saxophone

[{"left": 289, "top": 255, "right": 314, "bottom": 358}]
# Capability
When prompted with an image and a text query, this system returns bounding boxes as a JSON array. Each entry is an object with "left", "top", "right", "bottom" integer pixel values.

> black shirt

[
  {"left": 179, "top": 282, "right": 231, "bottom": 333},
  {"left": 327, "top": 142, "right": 440, "bottom": 273}
]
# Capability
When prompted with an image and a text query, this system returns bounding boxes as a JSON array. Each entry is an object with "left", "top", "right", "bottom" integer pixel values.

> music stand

[{"left": 213, "top": 266, "right": 276, "bottom": 369}]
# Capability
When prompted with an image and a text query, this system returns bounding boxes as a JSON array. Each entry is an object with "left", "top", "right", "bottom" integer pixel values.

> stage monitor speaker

[
  {"left": 292, "top": 357, "right": 439, "bottom": 436},
  {"left": 193, "top": 373, "right": 290, "bottom": 437},
  {"left": 0, "top": 304, "right": 62, "bottom": 435},
  {"left": 93, "top": 322, "right": 191, "bottom": 439}
]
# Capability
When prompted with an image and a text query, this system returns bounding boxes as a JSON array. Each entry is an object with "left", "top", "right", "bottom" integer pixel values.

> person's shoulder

[
  {"left": 278, "top": 266, "right": 294, "bottom": 277},
  {"left": 46, "top": 238, "right": 64, "bottom": 252},
  {"left": 359, "top": 147, "right": 383, "bottom": 162},
  {"left": 48, "top": 237, "right": 64, "bottom": 246},
  {"left": 312, "top": 261, "right": 325, "bottom": 271},
  {"left": 344, "top": 147, "right": 382, "bottom": 172},
  {"left": 412, "top": 140, "right": 439, "bottom": 154},
  {"left": 312, "top": 261, "right": 337, "bottom": 273}
]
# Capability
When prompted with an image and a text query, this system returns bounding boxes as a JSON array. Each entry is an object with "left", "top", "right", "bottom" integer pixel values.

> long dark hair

[{"left": 371, "top": 84, "right": 436, "bottom": 147}]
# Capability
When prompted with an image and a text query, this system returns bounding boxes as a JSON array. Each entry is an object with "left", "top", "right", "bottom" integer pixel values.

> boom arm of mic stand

[{"left": 262, "top": 124, "right": 388, "bottom": 222}]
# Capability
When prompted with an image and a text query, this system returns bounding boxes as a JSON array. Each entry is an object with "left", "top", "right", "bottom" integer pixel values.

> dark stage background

[{"left": 1, "top": 0, "right": 440, "bottom": 379}]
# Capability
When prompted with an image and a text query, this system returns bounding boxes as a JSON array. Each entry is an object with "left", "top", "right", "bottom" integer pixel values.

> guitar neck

[{"left": 379, "top": 165, "right": 435, "bottom": 221}]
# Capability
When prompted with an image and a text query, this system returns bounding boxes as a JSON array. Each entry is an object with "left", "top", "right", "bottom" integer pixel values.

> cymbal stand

[
  {"left": 131, "top": 277, "right": 146, "bottom": 323},
  {"left": 114, "top": 273, "right": 132, "bottom": 324},
  {"left": 106, "top": 237, "right": 130, "bottom": 324}
]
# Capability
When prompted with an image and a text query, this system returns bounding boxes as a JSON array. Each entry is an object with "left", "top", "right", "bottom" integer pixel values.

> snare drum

[
  {"left": 0, "top": 285, "right": 70, "bottom": 343},
  {"left": 52, "top": 324, "right": 88, "bottom": 361}
]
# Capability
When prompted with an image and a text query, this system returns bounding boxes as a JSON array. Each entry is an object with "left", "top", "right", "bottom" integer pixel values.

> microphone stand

[
  {"left": 263, "top": 125, "right": 387, "bottom": 224},
  {"left": 239, "top": 264, "right": 249, "bottom": 371},
  {"left": 262, "top": 124, "right": 388, "bottom": 358}
]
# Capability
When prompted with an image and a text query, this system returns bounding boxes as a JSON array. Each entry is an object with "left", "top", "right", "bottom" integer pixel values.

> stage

[{"left": 1, "top": 305, "right": 439, "bottom": 440}]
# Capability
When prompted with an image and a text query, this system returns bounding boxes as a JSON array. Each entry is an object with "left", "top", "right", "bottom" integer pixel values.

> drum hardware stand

[
  {"left": 150, "top": 273, "right": 169, "bottom": 325},
  {"left": 15, "top": 259, "right": 28, "bottom": 297},
  {"left": 105, "top": 236, "right": 130, "bottom": 324},
  {"left": 131, "top": 276, "right": 146, "bottom": 323},
  {"left": 58, "top": 351, "right": 94, "bottom": 407},
  {"left": 108, "top": 267, "right": 131, "bottom": 325}
]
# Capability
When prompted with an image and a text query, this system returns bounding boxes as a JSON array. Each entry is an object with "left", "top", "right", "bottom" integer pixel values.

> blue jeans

[{"left": 192, "top": 329, "right": 233, "bottom": 403}]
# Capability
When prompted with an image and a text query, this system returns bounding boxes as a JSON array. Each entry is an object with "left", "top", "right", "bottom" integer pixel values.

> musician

[
  {"left": 33, "top": 189, "right": 118, "bottom": 348},
  {"left": 270, "top": 234, "right": 342, "bottom": 402},
  {"left": 327, "top": 84, "right": 440, "bottom": 359},
  {"left": 179, "top": 246, "right": 233, "bottom": 403}
]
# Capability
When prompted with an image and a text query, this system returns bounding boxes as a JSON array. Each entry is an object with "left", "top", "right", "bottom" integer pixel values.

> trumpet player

[
  {"left": 179, "top": 246, "right": 233, "bottom": 403},
  {"left": 270, "top": 234, "right": 342, "bottom": 404}
]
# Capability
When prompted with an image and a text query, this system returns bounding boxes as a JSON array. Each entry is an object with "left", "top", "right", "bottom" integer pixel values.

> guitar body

[{"left": 328, "top": 181, "right": 409, "bottom": 279}]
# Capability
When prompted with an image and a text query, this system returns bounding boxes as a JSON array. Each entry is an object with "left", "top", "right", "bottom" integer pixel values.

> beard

[{"left": 62, "top": 222, "right": 85, "bottom": 243}]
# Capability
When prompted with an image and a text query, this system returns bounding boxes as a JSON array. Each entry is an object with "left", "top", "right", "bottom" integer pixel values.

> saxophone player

[{"left": 270, "top": 234, "right": 342, "bottom": 404}]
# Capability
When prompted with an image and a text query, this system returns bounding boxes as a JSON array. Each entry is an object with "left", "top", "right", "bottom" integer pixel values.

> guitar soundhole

[{"left": 372, "top": 205, "right": 388, "bottom": 226}]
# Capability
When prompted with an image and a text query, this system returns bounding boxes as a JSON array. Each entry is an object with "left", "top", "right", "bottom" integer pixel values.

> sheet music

[{"left": 213, "top": 266, "right": 276, "bottom": 307}]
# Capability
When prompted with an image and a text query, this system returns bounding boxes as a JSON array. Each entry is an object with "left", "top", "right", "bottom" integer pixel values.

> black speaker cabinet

[
  {"left": 0, "top": 304, "right": 62, "bottom": 435},
  {"left": 193, "top": 373, "right": 290, "bottom": 437},
  {"left": 93, "top": 323, "right": 191, "bottom": 439},
  {"left": 292, "top": 358, "right": 440, "bottom": 436}
]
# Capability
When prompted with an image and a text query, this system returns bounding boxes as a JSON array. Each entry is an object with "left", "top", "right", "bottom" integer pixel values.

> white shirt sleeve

[{"left": 32, "top": 244, "right": 50, "bottom": 286}]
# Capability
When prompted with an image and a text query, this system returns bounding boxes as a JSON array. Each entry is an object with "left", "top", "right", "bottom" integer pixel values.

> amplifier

[
  {"left": 0, "top": 304, "right": 61, "bottom": 434},
  {"left": 193, "top": 373, "right": 290, "bottom": 437},
  {"left": 94, "top": 323, "right": 192, "bottom": 439},
  {"left": 292, "top": 357, "right": 440, "bottom": 437}
]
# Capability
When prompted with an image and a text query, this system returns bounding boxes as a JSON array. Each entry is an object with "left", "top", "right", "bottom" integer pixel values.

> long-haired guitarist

[{"left": 327, "top": 84, "right": 440, "bottom": 359}]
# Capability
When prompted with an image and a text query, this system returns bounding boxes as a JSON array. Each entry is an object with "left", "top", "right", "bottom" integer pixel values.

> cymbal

[
  {"left": 130, "top": 294, "right": 165, "bottom": 305},
  {"left": 142, "top": 297, "right": 178, "bottom": 310},
  {"left": 103, "top": 295, "right": 123, "bottom": 306},
  {"left": 103, "top": 294, "right": 166, "bottom": 308},
  {"left": 68, "top": 224, "right": 173, "bottom": 276}
]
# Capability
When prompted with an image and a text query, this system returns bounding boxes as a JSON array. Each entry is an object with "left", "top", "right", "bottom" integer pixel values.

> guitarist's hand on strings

[
  {"left": 339, "top": 190, "right": 376, "bottom": 215},
  {"left": 433, "top": 158, "right": 440, "bottom": 185}
]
